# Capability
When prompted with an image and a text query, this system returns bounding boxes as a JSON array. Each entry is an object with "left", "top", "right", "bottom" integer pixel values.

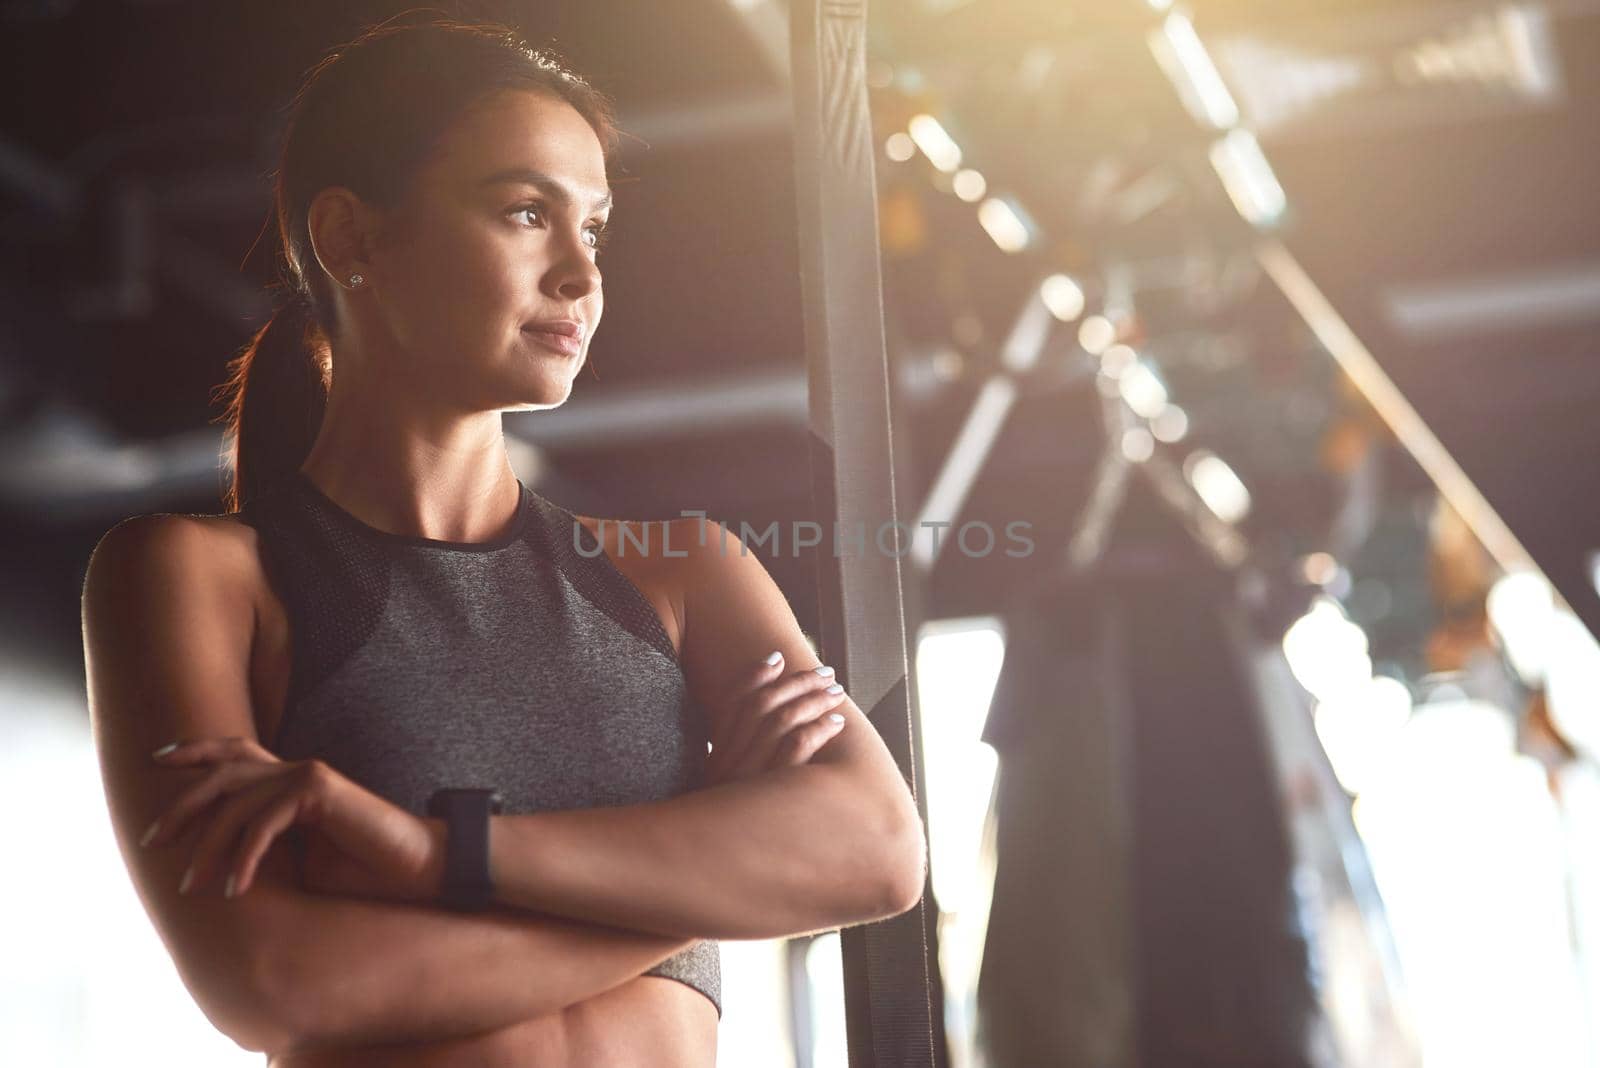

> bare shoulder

[
  {"left": 82, "top": 512, "right": 266, "bottom": 724},
  {"left": 81, "top": 507, "right": 265, "bottom": 839},
  {"left": 661, "top": 517, "right": 822, "bottom": 697},
  {"left": 570, "top": 513, "right": 705, "bottom": 656},
  {"left": 85, "top": 509, "right": 265, "bottom": 618}
]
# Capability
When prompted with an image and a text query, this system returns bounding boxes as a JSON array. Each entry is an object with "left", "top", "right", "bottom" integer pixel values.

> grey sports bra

[{"left": 237, "top": 470, "right": 720, "bottom": 1017}]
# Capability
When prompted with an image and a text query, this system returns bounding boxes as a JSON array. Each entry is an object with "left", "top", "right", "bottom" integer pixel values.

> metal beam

[
  {"left": 720, "top": 0, "right": 791, "bottom": 85},
  {"left": 1258, "top": 239, "right": 1540, "bottom": 579},
  {"left": 1383, "top": 261, "right": 1600, "bottom": 339},
  {"left": 790, "top": 0, "right": 939, "bottom": 1063},
  {"left": 0, "top": 368, "right": 816, "bottom": 516}
]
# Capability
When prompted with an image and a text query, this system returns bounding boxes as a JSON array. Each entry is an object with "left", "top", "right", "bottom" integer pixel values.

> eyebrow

[{"left": 478, "top": 168, "right": 613, "bottom": 213}]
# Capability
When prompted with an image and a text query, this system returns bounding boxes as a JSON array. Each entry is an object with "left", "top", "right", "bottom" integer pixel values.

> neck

[{"left": 299, "top": 395, "right": 522, "bottom": 544}]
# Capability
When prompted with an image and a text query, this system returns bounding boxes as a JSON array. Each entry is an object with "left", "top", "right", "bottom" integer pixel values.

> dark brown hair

[{"left": 213, "top": 10, "right": 619, "bottom": 512}]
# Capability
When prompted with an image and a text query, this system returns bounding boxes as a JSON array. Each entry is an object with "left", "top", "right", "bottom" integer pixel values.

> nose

[{"left": 545, "top": 229, "right": 602, "bottom": 301}]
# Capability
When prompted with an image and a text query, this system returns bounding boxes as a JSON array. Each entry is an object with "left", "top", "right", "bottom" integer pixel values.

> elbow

[
  {"left": 876, "top": 803, "right": 929, "bottom": 919},
  {"left": 197, "top": 933, "right": 329, "bottom": 1055},
  {"left": 241, "top": 936, "right": 332, "bottom": 1053},
  {"left": 177, "top": 942, "right": 303, "bottom": 1055},
  {"left": 213, "top": 1014, "right": 295, "bottom": 1059}
]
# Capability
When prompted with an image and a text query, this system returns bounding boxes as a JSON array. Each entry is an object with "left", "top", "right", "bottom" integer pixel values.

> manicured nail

[
  {"left": 765, "top": 650, "right": 783, "bottom": 666},
  {"left": 140, "top": 820, "right": 160, "bottom": 847},
  {"left": 828, "top": 713, "right": 845, "bottom": 724},
  {"left": 152, "top": 743, "right": 179, "bottom": 758},
  {"left": 813, "top": 665, "right": 835, "bottom": 677},
  {"left": 178, "top": 866, "right": 195, "bottom": 895},
  {"left": 224, "top": 874, "right": 237, "bottom": 899},
  {"left": 825, "top": 683, "right": 844, "bottom": 695}
]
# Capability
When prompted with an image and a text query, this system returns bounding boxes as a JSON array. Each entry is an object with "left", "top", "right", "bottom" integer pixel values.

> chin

[{"left": 517, "top": 382, "right": 575, "bottom": 411}]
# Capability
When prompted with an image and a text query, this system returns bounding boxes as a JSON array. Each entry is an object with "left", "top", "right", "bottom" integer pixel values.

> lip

[
  {"left": 525, "top": 319, "right": 581, "bottom": 338},
  {"left": 522, "top": 320, "right": 584, "bottom": 358}
]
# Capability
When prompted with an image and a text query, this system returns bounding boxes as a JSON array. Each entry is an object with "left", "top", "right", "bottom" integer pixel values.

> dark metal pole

[{"left": 789, "top": 1, "right": 937, "bottom": 1064}]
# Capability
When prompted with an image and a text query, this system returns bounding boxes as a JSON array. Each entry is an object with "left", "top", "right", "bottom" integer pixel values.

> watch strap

[{"left": 425, "top": 787, "right": 503, "bottom": 912}]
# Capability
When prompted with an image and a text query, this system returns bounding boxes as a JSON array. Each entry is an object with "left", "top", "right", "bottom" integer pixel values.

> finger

[
  {"left": 182, "top": 776, "right": 292, "bottom": 896},
  {"left": 753, "top": 649, "right": 785, "bottom": 683},
  {"left": 717, "top": 665, "right": 839, "bottom": 768},
  {"left": 747, "top": 664, "right": 838, "bottom": 714},
  {"left": 231, "top": 793, "right": 307, "bottom": 897},
  {"left": 722, "top": 652, "right": 834, "bottom": 717},
  {"left": 738, "top": 682, "right": 849, "bottom": 775},
  {"left": 775, "top": 710, "right": 849, "bottom": 766},
  {"left": 709, "top": 651, "right": 786, "bottom": 730},
  {"left": 145, "top": 759, "right": 277, "bottom": 848},
  {"left": 152, "top": 735, "right": 277, "bottom": 766}
]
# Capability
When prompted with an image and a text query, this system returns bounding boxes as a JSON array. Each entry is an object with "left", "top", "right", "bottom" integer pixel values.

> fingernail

[
  {"left": 765, "top": 650, "right": 783, "bottom": 666},
  {"left": 813, "top": 665, "right": 835, "bottom": 677},
  {"left": 152, "top": 743, "right": 179, "bottom": 758},
  {"left": 224, "top": 874, "right": 237, "bottom": 899},
  {"left": 139, "top": 820, "right": 160, "bottom": 847},
  {"left": 825, "top": 683, "right": 844, "bottom": 694},
  {"left": 828, "top": 713, "right": 845, "bottom": 724},
  {"left": 178, "top": 866, "right": 195, "bottom": 895}
]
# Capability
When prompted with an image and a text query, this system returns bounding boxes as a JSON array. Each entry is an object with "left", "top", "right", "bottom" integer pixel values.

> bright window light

[
  {"left": 1120, "top": 427, "right": 1156, "bottom": 462},
  {"left": 1312, "top": 674, "right": 1412, "bottom": 796},
  {"left": 976, "top": 196, "right": 1033, "bottom": 253},
  {"left": 1209, "top": 128, "right": 1288, "bottom": 226},
  {"left": 915, "top": 618, "right": 1006, "bottom": 914},
  {"left": 1543, "top": 608, "right": 1600, "bottom": 762},
  {"left": 1100, "top": 343, "right": 1136, "bottom": 378},
  {"left": 952, "top": 167, "right": 987, "bottom": 202},
  {"left": 803, "top": 933, "right": 848, "bottom": 1068},
  {"left": 0, "top": 659, "right": 260, "bottom": 1066},
  {"left": 1281, "top": 596, "right": 1371, "bottom": 703},
  {"left": 1150, "top": 12, "right": 1240, "bottom": 129},
  {"left": 1151, "top": 403, "right": 1189, "bottom": 442},
  {"left": 907, "top": 113, "right": 963, "bottom": 172},
  {"left": 884, "top": 131, "right": 916, "bottom": 162},
  {"left": 1077, "top": 314, "right": 1117, "bottom": 355},
  {"left": 1353, "top": 698, "right": 1593, "bottom": 1067},
  {"left": 1117, "top": 359, "right": 1168, "bottom": 418},
  {"left": 1039, "top": 273, "right": 1085, "bottom": 321},
  {"left": 1486, "top": 568, "right": 1558, "bottom": 686},
  {"left": 1185, "top": 448, "right": 1252, "bottom": 524}
]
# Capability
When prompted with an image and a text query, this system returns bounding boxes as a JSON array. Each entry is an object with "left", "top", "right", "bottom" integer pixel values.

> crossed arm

[
  {"left": 83, "top": 514, "right": 924, "bottom": 1053},
  {"left": 473, "top": 519, "right": 925, "bottom": 940}
]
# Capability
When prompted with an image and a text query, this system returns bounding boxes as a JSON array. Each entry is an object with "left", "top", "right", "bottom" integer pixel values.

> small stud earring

[{"left": 348, "top": 273, "right": 364, "bottom": 287}]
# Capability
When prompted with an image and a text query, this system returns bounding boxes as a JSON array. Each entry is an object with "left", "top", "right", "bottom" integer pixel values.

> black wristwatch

[{"left": 425, "top": 787, "right": 504, "bottom": 912}]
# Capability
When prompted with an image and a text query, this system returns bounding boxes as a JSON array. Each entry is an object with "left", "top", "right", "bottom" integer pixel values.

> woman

[{"left": 80, "top": 14, "right": 925, "bottom": 1066}]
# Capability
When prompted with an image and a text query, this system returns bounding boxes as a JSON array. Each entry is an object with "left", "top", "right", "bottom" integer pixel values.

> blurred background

[{"left": 3, "top": 0, "right": 1599, "bottom": 1065}]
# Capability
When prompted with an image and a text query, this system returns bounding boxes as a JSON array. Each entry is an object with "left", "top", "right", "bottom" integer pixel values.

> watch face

[{"left": 428, "top": 788, "right": 503, "bottom": 815}]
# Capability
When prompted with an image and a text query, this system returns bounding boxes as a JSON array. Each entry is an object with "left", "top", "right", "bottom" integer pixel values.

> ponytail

[{"left": 214, "top": 291, "right": 330, "bottom": 514}]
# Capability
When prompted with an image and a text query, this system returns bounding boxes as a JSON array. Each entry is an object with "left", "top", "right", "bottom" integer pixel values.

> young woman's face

[{"left": 371, "top": 89, "right": 611, "bottom": 412}]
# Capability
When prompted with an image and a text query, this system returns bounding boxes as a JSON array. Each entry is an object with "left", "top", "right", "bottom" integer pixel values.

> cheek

[
  {"left": 434, "top": 225, "right": 516, "bottom": 295},
  {"left": 409, "top": 228, "right": 522, "bottom": 336}
]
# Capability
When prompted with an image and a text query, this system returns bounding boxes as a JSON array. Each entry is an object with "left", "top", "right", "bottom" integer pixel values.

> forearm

[
  {"left": 246, "top": 880, "right": 694, "bottom": 1052},
  {"left": 484, "top": 762, "right": 920, "bottom": 940}
]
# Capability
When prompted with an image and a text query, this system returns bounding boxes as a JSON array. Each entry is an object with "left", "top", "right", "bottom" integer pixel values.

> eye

[
  {"left": 511, "top": 202, "right": 612, "bottom": 254},
  {"left": 584, "top": 219, "right": 613, "bottom": 253},
  {"left": 511, "top": 202, "right": 552, "bottom": 230}
]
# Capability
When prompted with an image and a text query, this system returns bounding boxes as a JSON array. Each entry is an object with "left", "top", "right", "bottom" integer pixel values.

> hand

[
  {"left": 140, "top": 736, "right": 437, "bottom": 903},
  {"left": 704, "top": 651, "right": 849, "bottom": 787}
]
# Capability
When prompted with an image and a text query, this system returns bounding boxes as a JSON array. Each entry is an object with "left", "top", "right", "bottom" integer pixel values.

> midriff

[{"left": 267, "top": 974, "right": 717, "bottom": 1067}]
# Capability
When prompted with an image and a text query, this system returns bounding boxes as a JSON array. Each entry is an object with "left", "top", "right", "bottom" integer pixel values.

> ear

[{"left": 306, "top": 186, "right": 383, "bottom": 290}]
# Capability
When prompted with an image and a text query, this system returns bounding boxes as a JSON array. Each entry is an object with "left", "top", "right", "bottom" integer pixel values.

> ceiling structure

[{"left": 2, "top": 0, "right": 1596, "bottom": 692}]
